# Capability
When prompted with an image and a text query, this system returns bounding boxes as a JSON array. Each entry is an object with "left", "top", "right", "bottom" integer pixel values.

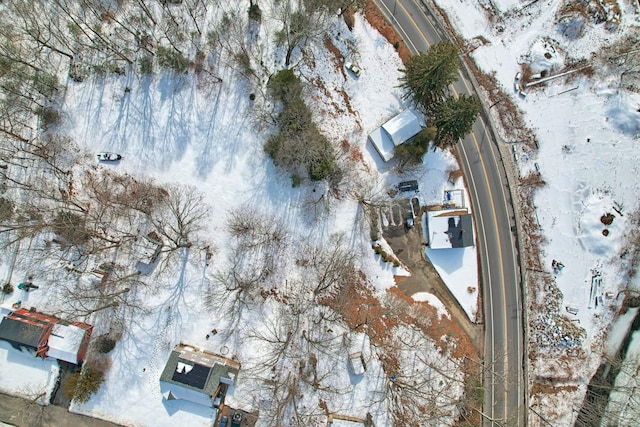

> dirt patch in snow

[
  {"left": 320, "top": 274, "right": 478, "bottom": 360},
  {"left": 324, "top": 36, "right": 345, "bottom": 76},
  {"left": 319, "top": 273, "right": 397, "bottom": 342},
  {"left": 320, "top": 277, "right": 481, "bottom": 425},
  {"left": 600, "top": 213, "right": 614, "bottom": 225},
  {"left": 312, "top": 77, "right": 346, "bottom": 117},
  {"left": 531, "top": 381, "right": 579, "bottom": 395},
  {"left": 342, "top": 6, "right": 356, "bottom": 31},
  {"left": 388, "top": 287, "right": 479, "bottom": 360}
]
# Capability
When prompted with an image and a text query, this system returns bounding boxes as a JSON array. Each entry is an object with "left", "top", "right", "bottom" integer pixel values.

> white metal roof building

[
  {"left": 368, "top": 109, "right": 425, "bottom": 161},
  {"left": 46, "top": 324, "right": 87, "bottom": 364}
]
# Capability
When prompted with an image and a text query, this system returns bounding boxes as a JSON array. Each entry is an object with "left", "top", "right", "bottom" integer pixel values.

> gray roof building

[
  {"left": 0, "top": 317, "right": 45, "bottom": 349},
  {"left": 159, "top": 343, "right": 240, "bottom": 408}
]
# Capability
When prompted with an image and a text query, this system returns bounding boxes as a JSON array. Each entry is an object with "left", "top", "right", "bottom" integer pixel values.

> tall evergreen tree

[
  {"left": 399, "top": 41, "right": 460, "bottom": 114},
  {"left": 432, "top": 94, "right": 481, "bottom": 149}
]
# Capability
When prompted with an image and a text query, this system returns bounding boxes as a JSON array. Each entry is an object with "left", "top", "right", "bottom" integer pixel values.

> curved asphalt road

[{"left": 372, "top": 1, "right": 525, "bottom": 425}]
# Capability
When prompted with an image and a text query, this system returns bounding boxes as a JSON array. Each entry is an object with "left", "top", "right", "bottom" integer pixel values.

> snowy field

[
  {"left": 432, "top": 0, "right": 640, "bottom": 423},
  {"left": 0, "top": 339, "right": 59, "bottom": 405},
  {"left": 2, "top": 0, "right": 637, "bottom": 424},
  {"left": 0, "top": 3, "right": 478, "bottom": 426}
]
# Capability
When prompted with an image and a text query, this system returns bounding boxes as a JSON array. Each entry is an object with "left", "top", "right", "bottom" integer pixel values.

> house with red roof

[{"left": 0, "top": 307, "right": 92, "bottom": 364}]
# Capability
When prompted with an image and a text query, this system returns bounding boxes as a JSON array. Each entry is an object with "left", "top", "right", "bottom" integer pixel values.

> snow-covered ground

[
  {"left": 0, "top": 340, "right": 59, "bottom": 405},
  {"left": 2, "top": 0, "right": 638, "bottom": 424},
  {"left": 0, "top": 4, "right": 477, "bottom": 427},
  {"left": 432, "top": 0, "right": 640, "bottom": 423}
]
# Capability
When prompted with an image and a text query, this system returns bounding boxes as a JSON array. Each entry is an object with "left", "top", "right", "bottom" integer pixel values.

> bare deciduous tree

[
  {"left": 295, "top": 233, "right": 357, "bottom": 297},
  {"left": 273, "top": 0, "right": 330, "bottom": 67},
  {"left": 150, "top": 184, "right": 209, "bottom": 251}
]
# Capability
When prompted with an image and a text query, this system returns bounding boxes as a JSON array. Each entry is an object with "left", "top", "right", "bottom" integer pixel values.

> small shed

[
  {"left": 133, "top": 231, "right": 163, "bottom": 264},
  {"left": 368, "top": 110, "right": 425, "bottom": 161}
]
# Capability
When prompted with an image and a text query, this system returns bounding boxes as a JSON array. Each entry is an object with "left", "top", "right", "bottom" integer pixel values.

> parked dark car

[
  {"left": 96, "top": 152, "right": 122, "bottom": 162},
  {"left": 231, "top": 412, "right": 242, "bottom": 427},
  {"left": 398, "top": 180, "right": 419, "bottom": 193},
  {"left": 218, "top": 416, "right": 228, "bottom": 427}
]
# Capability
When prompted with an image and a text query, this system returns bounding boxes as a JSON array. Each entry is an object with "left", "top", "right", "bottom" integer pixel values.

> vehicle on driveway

[
  {"left": 218, "top": 415, "right": 228, "bottom": 427},
  {"left": 96, "top": 152, "right": 122, "bottom": 161},
  {"left": 231, "top": 412, "right": 242, "bottom": 427},
  {"left": 398, "top": 180, "right": 419, "bottom": 193},
  {"left": 405, "top": 198, "right": 416, "bottom": 230},
  {"left": 344, "top": 61, "right": 361, "bottom": 77}
]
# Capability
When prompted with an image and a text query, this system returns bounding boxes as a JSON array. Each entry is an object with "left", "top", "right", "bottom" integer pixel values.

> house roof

[
  {"left": 159, "top": 344, "right": 240, "bottom": 407},
  {"left": 367, "top": 127, "right": 395, "bottom": 162},
  {"left": 368, "top": 109, "right": 425, "bottom": 162},
  {"left": 427, "top": 209, "right": 474, "bottom": 249},
  {"left": 382, "top": 109, "right": 424, "bottom": 146},
  {"left": 172, "top": 360, "right": 210, "bottom": 389},
  {"left": 47, "top": 324, "right": 86, "bottom": 364},
  {"left": 0, "top": 316, "right": 46, "bottom": 348},
  {"left": 0, "top": 308, "right": 91, "bottom": 362},
  {"left": 457, "top": 215, "right": 474, "bottom": 247},
  {"left": 160, "top": 382, "right": 213, "bottom": 407},
  {"left": 134, "top": 236, "right": 162, "bottom": 262}
]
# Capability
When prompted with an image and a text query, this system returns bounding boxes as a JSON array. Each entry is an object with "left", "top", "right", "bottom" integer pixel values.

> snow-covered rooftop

[
  {"left": 426, "top": 209, "right": 473, "bottom": 249},
  {"left": 367, "top": 127, "right": 395, "bottom": 161},
  {"left": 368, "top": 109, "right": 424, "bottom": 161},
  {"left": 383, "top": 109, "right": 424, "bottom": 145},
  {"left": 47, "top": 324, "right": 86, "bottom": 364}
]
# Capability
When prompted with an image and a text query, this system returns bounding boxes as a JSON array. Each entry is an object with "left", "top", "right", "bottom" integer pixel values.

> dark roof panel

[
  {"left": 0, "top": 317, "right": 45, "bottom": 348},
  {"left": 171, "top": 361, "right": 211, "bottom": 390},
  {"left": 450, "top": 214, "right": 474, "bottom": 248},
  {"left": 459, "top": 214, "right": 474, "bottom": 247}
]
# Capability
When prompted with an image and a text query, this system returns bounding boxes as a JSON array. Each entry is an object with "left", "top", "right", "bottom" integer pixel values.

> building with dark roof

[
  {"left": 159, "top": 343, "right": 240, "bottom": 408},
  {"left": 0, "top": 316, "right": 48, "bottom": 353},
  {"left": 0, "top": 308, "right": 92, "bottom": 363}
]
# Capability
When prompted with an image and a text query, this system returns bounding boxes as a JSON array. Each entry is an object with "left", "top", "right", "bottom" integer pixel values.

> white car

[
  {"left": 97, "top": 152, "right": 122, "bottom": 161},
  {"left": 345, "top": 61, "right": 361, "bottom": 77}
]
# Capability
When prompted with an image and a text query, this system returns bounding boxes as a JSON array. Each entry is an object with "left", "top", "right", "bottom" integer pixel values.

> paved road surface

[
  {"left": 0, "top": 392, "right": 122, "bottom": 427},
  {"left": 372, "top": 0, "right": 525, "bottom": 425}
]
